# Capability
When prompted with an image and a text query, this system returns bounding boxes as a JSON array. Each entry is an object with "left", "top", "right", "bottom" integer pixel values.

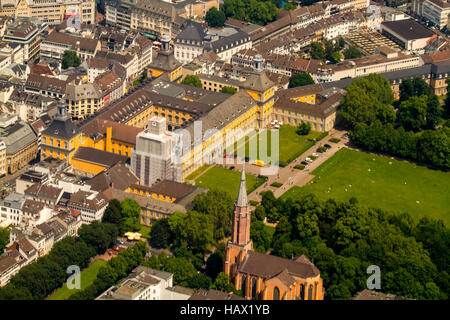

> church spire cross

[{"left": 236, "top": 167, "right": 248, "bottom": 207}]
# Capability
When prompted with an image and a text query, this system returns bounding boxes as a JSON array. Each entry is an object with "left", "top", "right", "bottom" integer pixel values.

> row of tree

[
  {"left": 252, "top": 192, "right": 449, "bottom": 300},
  {"left": 68, "top": 241, "right": 148, "bottom": 300},
  {"left": 0, "top": 221, "right": 118, "bottom": 300},
  {"left": 340, "top": 74, "right": 449, "bottom": 169}
]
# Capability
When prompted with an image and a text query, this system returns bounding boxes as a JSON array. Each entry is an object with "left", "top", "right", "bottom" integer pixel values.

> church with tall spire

[{"left": 224, "top": 168, "right": 324, "bottom": 300}]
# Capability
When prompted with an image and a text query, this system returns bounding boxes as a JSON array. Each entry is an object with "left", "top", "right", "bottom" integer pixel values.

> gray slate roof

[{"left": 0, "top": 122, "right": 37, "bottom": 156}]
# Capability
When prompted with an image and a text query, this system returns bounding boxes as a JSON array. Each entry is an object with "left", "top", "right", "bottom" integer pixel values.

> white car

[
  {"left": 305, "top": 158, "right": 313, "bottom": 163},
  {"left": 312, "top": 153, "right": 318, "bottom": 157}
]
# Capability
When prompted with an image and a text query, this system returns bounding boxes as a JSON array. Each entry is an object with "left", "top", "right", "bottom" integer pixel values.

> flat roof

[{"left": 382, "top": 19, "right": 435, "bottom": 41}]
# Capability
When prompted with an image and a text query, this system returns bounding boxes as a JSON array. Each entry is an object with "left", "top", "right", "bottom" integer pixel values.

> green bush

[
  {"left": 249, "top": 200, "right": 259, "bottom": 206},
  {"left": 329, "top": 138, "right": 340, "bottom": 143},
  {"left": 294, "top": 164, "right": 305, "bottom": 170},
  {"left": 278, "top": 161, "right": 287, "bottom": 167},
  {"left": 309, "top": 155, "right": 318, "bottom": 160},
  {"left": 316, "top": 131, "right": 329, "bottom": 141},
  {"left": 270, "top": 182, "right": 283, "bottom": 188}
]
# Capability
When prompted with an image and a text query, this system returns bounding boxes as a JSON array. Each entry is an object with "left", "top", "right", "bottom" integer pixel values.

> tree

[
  {"left": 181, "top": 75, "right": 203, "bottom": 88},
  {"left": 78, "top": 221, "right": 118, "bottom": 254},
  {"left": 343, "top": 46, "right": 362, "bottom": 59},
  {"left": 62, "top": 50, "right": 81, "bottom": 69},
  {"left": 310, "top": 41, "right": 325, "bottom": 60},
  {"left": 396, "top": 95, "right": 428, "bottom": 132},
  {"left": 149, "top": 218, "right": 173, "bottom": 248},
  {"left": 250, "top": 219, "right": 273, "bottom": 252},
  {"left": 121, "top": 198, "right": 141, "bottom": 232},
  {"left": 102, "top": 199, "right": 123, "bottom": 234},
  {"left": 205, "top": 7, "right": 226, "bottom": 27},
  {"left": 178, "top": 211, "right": 215, "bottom": 252},
  {"left": 220, "top": 86, "right": 237, "bottom": 94},
  {"left": 340, "top": 74, "right": 395, "bottom": 128},
  {"left": 288, "top": 73, "right": 314, "bottom": 88},
  {"left": 400, "top": 77, "right": 431, "bottom": 101},
  {"left": 426, "top": 94, "right": 443, "bottom": 129},
  {"left": 162, "top": 257, "right": 197, "bottom": 286},
  {"left": 444, "top": 79, "right": 450, "bottom": 119},
  {"left": 284, "top": 2, "right": 297, "bottom": 10},
  {"left": 296, "top": 122, "right": 311, "bottom": 135},
  {"left": 330, "top": 51, "right": 342, "bottom": 64},
  {"left": 205, "top": 252, "right": 224, "bottom": 280},
  {"left": 0, "top": 227, "right": 9, "bottom": 253},
  {"left": 192, "top": 190, "right": 234, "bottom": 241},
  {"left": 212, "top": 272, "right": 236, "bottom": 293},
  {"left": 187, "top": 274, "right": 212, "bottom": 289}
]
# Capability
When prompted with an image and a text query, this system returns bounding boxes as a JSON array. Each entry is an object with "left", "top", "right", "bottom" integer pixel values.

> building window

[
  {"left": 308, "top": 284, "right": 313, "bottom": 300},
  {"left": 273, "top": 287, "right": 280, "bottom": 300}
]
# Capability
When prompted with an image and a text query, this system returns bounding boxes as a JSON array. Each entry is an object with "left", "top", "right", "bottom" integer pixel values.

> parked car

[
  {"left": 324, "top": 144, "right": 332, "bottom": 149},
  {"left": 342, "top": 133, "right": 349, "bottom": 138},
  {"left": 301, "top": 161, "right": 308, "bottom": 166},
  {"left": 312, "top": 153, "right": 318, "bottom": 157},
  {"left": 305, "top": 158, "right": 313, "bottom": 163},
  {"left": 229, "top": 166, "right": 235, "bottom": 170}
]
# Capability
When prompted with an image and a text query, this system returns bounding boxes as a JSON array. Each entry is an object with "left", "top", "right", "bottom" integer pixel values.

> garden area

[
  {"left": 47, "top": 260, "right": 107, "bottom": 300},
  {"left": 281, "top": 148, "right": 450, "bottom": 225},
  {"left": 193, "top": 166, "right": 266, "bottom": 199},
  {"left": 232, "top": 125, "right": 327, "bottom": 166}
]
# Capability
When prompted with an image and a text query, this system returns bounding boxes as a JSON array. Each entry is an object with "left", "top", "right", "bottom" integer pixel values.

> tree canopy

[
  {"left": 340, "top": 74, "right": 395, "bottom": 128},
  {"left": 220, "top": 86, "right": 237, "bottom": 94},
  {"left": 0, "top": 227, "right": 9, "bottom": 253},
  {"left": 343, "top": 46, "right": 362, "bottom": 59},
  {"left": 62, "top": 50, "right": 81, "bottom": 69},
  {"left": 288, "top": 73, "right": 314, "bottom": 88},
  {"left": 205, "top": 7, "right": 226, "bottom": 27},
  {"left": 221, "top": 0, "right": 279, "bottom": 26},
  {"left": 181, "top": 75, "right": 203, "bottom": 88},
  {"left": 262, "top": 194, "right": 448, "bottom": 300}
]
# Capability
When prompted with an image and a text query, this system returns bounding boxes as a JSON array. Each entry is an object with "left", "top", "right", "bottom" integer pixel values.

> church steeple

[
  {"left": 236, "top": 167, "right": 248, "bottom": 207},
  {"left": 231, "top": 168, "right": 252, "bottom": 245}
]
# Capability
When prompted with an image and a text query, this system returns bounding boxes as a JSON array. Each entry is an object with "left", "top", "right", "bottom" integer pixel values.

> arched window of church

[
  {"left": 241, "top": 275, "right": 247, "bottom": 297},
  {"left": 300, "top": 284, "right": 305, "bottom": 300},
  {"left": 273, "top": 286, "right": 280, "bottom": 300},
  {"left": 251, "top": 278, "right": 257, "bottom": 299},
  {"left": 308, "top": 284, "right": 313, "bottom": 300}
]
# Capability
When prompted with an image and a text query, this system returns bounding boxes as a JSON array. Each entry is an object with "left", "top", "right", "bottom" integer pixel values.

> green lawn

[
  {"left": 281, "top": 148, "right": 450, "bottom": 225},
  {"left": 47, "top": 260, "right": 107, "bottom": 300},
  {"left": 185, "top": 165, "right": 211, "bottom": 181},
  {"left": 232, "top": 125, "right": 326, "bottom": 164},
  {"left": 194, "top": 166, "right": 265, "bottom": 199},
  {"left": 138, "top": 225, "right": 151, "bottom": 239}
]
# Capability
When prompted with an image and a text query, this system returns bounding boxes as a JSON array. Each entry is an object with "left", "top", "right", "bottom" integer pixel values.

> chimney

[{"left": 161, "top": 35, "right": 171, "bottom": 52}]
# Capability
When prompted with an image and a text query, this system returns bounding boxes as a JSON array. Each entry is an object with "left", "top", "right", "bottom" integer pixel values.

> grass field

[
  {"left": 47, "top": 260, "right": 107, "bottom": 300},
  {"left": 138, "top": 225, "right": 151, "bottom": 239},
  {"left": 281, "top": 148, "right": 450, "bottom": 225},
  {"left": 185, "top": 165, "right": 211, "bottom": 181},
  {"left": 194, "top": 166, "right": 265, "bottom": 199},
  {"left": 232, "top": 125, "right": 326, "bottom": 164}
]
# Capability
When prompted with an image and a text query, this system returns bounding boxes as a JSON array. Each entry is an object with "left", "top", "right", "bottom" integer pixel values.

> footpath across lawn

[
  {"left": 282, "top": 148, "right": 450, "bottom": 225},
  {"left": 232, "top": 125, "right": 326, "bottom": 165},
  {"left": 47, "top": 259, "right": 107, "bottom": 300}
]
